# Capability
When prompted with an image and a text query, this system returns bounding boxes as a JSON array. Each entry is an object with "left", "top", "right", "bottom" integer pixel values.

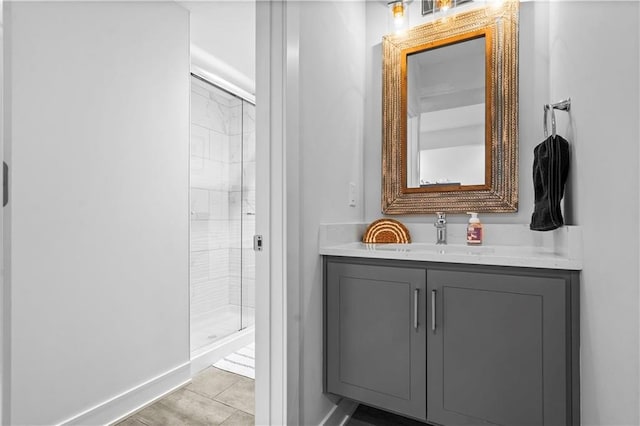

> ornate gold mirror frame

[{"left": 382, "top": 1, "right": 519, "bottom": 214}]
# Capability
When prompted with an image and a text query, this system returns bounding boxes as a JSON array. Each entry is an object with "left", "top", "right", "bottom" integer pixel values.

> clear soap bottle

[{"left": 466, "top": 212, "right": 483, "bottom": 245}]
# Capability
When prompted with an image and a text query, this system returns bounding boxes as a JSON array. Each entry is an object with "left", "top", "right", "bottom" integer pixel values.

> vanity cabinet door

[
  {"left": 325, "top": 260, "right": 427, "bottom": 421},
  {"left": 427, "top": 268, "right": 572, "bottom": 426}
]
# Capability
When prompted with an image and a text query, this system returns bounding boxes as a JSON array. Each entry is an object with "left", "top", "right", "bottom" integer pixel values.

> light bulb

[
  {"left": 388, "top": 0, "right": 409, "bottom": 35},
  {"left": 392, "top": 2, "right": 404, "bottom": 19},
  {"left": 392, "top": 2, "right": 405, "bottom": 28}
]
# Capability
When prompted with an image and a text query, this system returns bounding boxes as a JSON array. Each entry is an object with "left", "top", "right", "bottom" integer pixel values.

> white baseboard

[
  {"left": 320, "top": 399, "right": 359, "bottom": 426},
  {"left": 58, "top": 362, "right": 191, "bottom": 426},
  {"left": 57, "top": 328, "right": 255, "bottom": 426}
]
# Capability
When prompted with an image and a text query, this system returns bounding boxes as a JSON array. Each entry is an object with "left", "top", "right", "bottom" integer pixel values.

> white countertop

[{"left": 319, "top": 223, "right": 583, "bottom": 270}]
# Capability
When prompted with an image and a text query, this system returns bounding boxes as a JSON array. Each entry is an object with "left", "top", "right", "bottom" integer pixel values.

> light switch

[{"left": 349, "top": 182, "right": 357, "bottom": 207}]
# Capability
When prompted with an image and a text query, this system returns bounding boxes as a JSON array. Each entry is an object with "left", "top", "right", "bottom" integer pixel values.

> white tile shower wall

[
  {"left": 228, "top": 247, "right": 242, "bottom": 306},
  {"left": 229, "top": 135, "right": 244, "bottom": 192},
  {"left": 211, "top": 130, "right": 230, "bottom": 167},
  {"left": 227, "top": 217, "right": 242, "bottom": 308},
  {"left": 228, "top": 249, "right": 256, "bottom": 309},
  {"left": 242, "top": 248, "right": 256, "bottom": 309},
  {"left": 192, "top": 85, "right": 233, "bottom": 134},
  {"left": 229, "top": 103, "right": 244, "bottom": 137}
]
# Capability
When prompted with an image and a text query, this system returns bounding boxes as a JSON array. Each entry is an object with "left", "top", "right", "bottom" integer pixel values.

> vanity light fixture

[{"left": 388, "top": 0, "right": 411, "bottom": 34}]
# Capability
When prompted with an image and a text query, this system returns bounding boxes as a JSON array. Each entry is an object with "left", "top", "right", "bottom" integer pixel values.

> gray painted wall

[
  {"left": 291, "top": 1, "right": 366, "bottom": 424},
  {"left": 549, "top": 2, "right": 639, "bottom": 424}
]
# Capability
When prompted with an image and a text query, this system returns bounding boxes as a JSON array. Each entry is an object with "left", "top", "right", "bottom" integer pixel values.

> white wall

[
  {"left": 364, "top": 1, "right": 640, "bottom": 424},
  {"left": 180, "top": 0, "right": 256, "bottom": 96},
  {"left": 184, "top": 0, "right": 255, "bottom": 82},
  {"left": 289, "top": 1, "right": 366, "bottom": 424},
  {"left": 3, "top": 2, "right": 190, "bottom": 424},
  {"left": 548, "top": 2, "right": 639, "bottom": 424}
]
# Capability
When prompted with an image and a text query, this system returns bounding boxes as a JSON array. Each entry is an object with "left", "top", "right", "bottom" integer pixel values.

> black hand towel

[{"left": 530, "top": 135, "right": 570, "bottom": 231}]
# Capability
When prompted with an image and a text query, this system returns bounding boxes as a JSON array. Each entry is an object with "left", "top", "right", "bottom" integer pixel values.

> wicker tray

[{"left": 362, "top": 218, "right": 411, "bottom": 244}]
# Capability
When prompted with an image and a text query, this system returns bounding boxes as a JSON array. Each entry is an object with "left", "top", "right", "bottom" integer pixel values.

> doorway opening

[{"left": 189, "top": 74, "right": 256, "bottom": 375}]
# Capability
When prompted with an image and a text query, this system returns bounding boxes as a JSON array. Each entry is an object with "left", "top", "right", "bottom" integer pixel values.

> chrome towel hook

[{"left": 544, "top": 98, "right": 571, "bottom": 138}]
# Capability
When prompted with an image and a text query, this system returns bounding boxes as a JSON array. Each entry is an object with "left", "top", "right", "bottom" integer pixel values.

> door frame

[
  {"left": 255, "top": 1, "right": 289, "bottom": 424},
  {"left": 1, "top": 0, "right": 8, "bottom": 422}
]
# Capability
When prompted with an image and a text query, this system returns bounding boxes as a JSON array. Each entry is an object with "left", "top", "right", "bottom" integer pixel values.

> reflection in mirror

[{"left": 406, "top": 36, "right": 486, "bottom": 189}]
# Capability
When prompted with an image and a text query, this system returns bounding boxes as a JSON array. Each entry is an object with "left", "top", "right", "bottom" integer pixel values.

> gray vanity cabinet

[
  {"left": 325, "top": 260, "right": 427, "bottom": 421},
  {"left": 324, "top": 256, "right": 580, "bottom": 426},
  {"left": 427, "top": 267, "right": 579, "bottom": 426}
]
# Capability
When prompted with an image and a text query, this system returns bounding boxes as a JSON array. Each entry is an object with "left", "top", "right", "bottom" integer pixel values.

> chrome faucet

[{"left": 434, "top": 212, "right": 447, "bottom": 245}]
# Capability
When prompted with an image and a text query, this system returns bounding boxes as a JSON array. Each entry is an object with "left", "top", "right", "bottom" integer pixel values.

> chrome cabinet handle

[
  {"left": 431, "top": 290, "right": 437, "bottom": 331},
  {"left": 414, "top": 289, "right": 419, "bottom": 330},
  {"left": 3, "top": 162, "right": 7, "bottom": 207}
]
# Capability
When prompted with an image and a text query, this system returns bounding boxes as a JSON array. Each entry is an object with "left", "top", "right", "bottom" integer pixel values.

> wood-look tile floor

[{"left": 115, "top": 367, "right": 254, "bottom": 426}]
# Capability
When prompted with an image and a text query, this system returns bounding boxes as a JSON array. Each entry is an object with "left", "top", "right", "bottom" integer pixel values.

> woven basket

[{"left": 362, "top": 219, "right": 411, "bottom": 244}]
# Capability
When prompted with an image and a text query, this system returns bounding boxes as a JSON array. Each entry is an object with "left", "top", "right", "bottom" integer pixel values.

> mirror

[
  {"left": 406, "top": 35, "right": 487, "bottom": 189},
  {"left": 382, "top": 2, "right": 519, "bottom": 214}
]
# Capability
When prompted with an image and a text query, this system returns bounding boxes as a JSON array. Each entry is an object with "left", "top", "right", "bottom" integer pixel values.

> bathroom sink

[{"left": 363, "top": 243, "right": 495, "bottom": 256}]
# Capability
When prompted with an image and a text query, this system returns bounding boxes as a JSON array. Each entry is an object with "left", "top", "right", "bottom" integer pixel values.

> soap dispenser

[{"left": 466, "top": 212, "right": 483, "bottom": 245}]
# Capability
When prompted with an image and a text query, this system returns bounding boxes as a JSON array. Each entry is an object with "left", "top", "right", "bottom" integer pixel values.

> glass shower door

[{"left": 190, "top": 75, "right": 254, "bottom": 355}]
